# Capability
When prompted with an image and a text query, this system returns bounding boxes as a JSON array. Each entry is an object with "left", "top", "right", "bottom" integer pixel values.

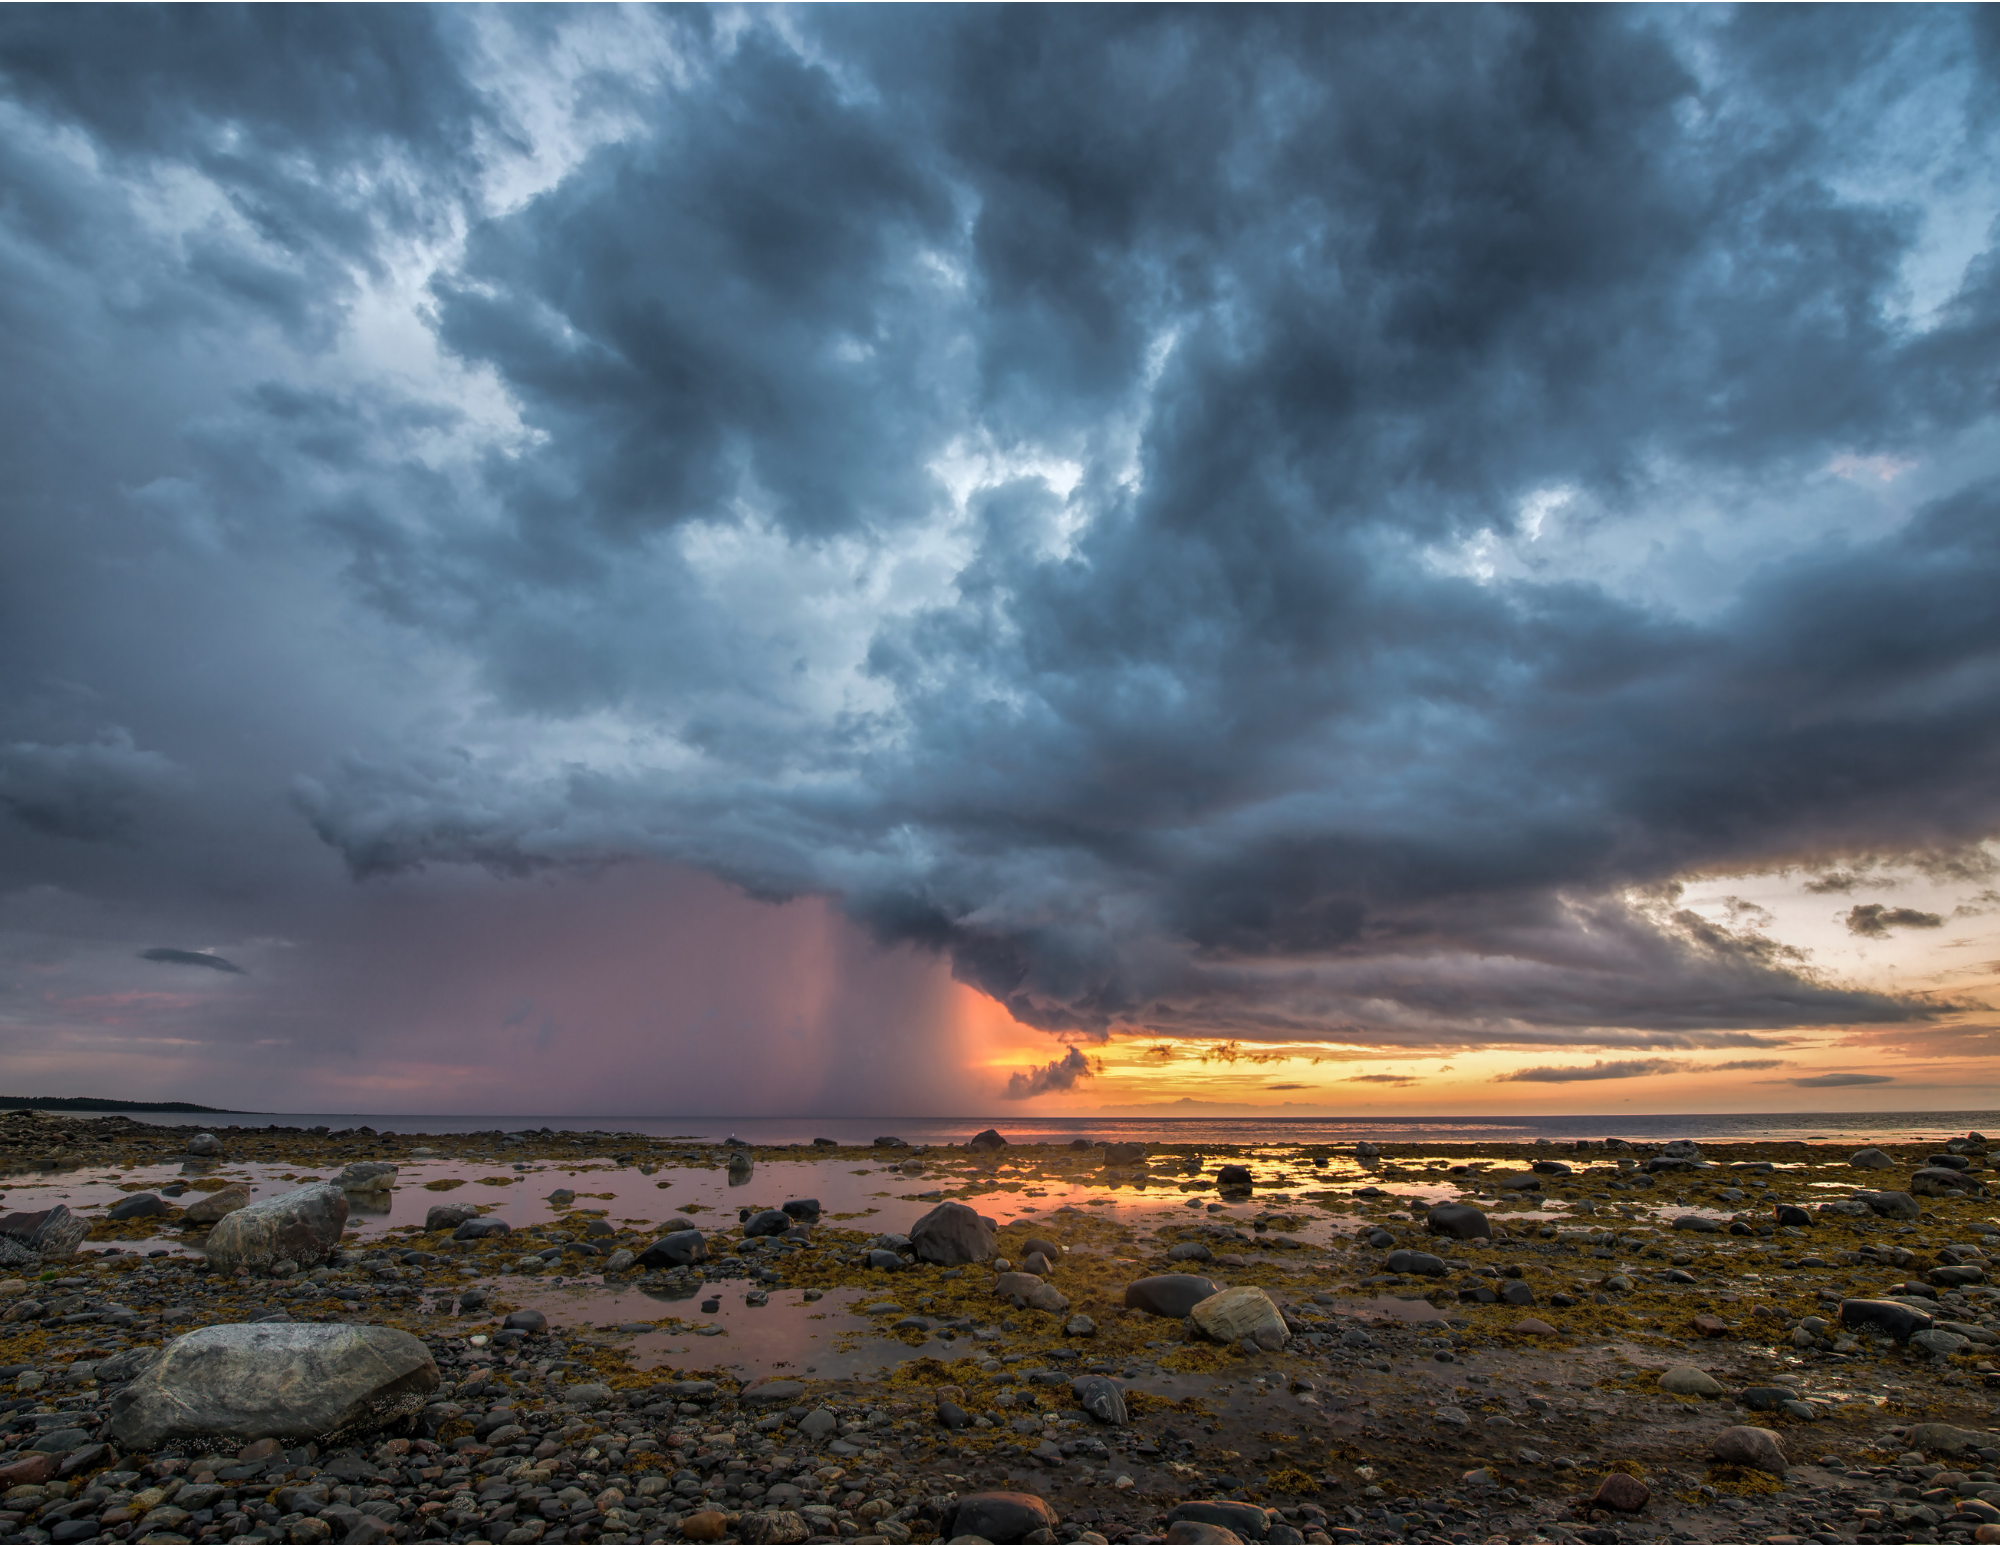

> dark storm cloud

[
  {"left": 1847, "top": 904, "right": 1949, "bottom": 937},
  {"left": 1497, "top": 1059, "right": 1680, "bottom": 1084},
  {"left": 1002, "top": 1046, "right": 1096, "bottom": 1100},
  {"left": 3, "top": 7, "right": 2000, "bottom": 1071},
  {"left": 138, "top": 947, "right": 245, "bottom": 975}
]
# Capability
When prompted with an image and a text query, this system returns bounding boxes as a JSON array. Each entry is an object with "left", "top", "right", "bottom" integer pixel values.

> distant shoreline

[{"left": 0, "top": 1095, "right": 242, "bottom": 1113}]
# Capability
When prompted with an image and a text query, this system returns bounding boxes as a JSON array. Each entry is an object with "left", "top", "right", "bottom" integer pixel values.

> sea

[{"left": 45, "top": 1108, "right": 2000, "bottom": 1146}]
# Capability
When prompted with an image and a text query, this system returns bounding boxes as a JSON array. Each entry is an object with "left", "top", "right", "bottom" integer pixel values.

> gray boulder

[
  {"left": 335, "top": 1162, "right": 398, "bottom": 1193},
  {"left": 1661, "top": 1139, "right": 1702, "bottom": 1160},
  {"left": 186, "top": 1132, "right": 221, "bottom": 1157},
  {"left": 182, "top": 1186, "right": 252, "bottom": 1228},
  {"left": 949, "top": 1492, "right": 1058, "bottom": 1545},
  {"left": 1167, "top": 1525, "right": 1243, "bottom": 1545},
  {"left": 1385, "top": 1248, "right": 1447, "bottom": 1277},
  {"left": 1167, "top": 1241, "right": 1213, "bottom": 1262},
  {"left": 1215, "top": 1164, "right": 1253, "bottom": 1189},
  {"left": 1913, "top": 1167, "right": 1982, "bottom": 1197},
  {"left": 105, "top": 1322, "right": 437, "bottom": 1449},
  {"left": 910, "top": 1201, "right": 997, "bottom": 1265},
  {"left": 451, "top": 1216, "right": 511, "bottom": 1241},
  {"left": 1850, "top": 1148, "right": 1896, "bottom": 1170},
  {"left": 1168, "top": 1502, "right": 1272, "bottom": 1540},
  {"left": 1854, "top": 1189, "right": 1921, "bottom": 1220},
  {"left": 635, "top": 1229, "right": 707, "bottom": 1269},
  {"left": 0, "top": 1206, "right": 87, "bottom": 1259},
  {"left": 1426, "top": 1203, "right": 1490, "bottom": 1240},
  {"left": 781, "top": 1199, "right": 821, "bottom": 1223},
  {"left": 1123, "top": 1274, "right": 1222, "bottom": 1317},
  {"left": 202, "top": 1185, "right": 348, "bottom": 1274},
  {"left": 995, "top": 1271, "right": 1070, "bottom": 1314},
  {"left": 1070, "top": 1375, "right": 1128, "bottom": 1425},
  {"left": 108, "top": 1193, "right": 171, "bottom": 1221},
  {"left": 1103, "top": 1142, "right": 1146, "bottom": 1167},
  {"left": 1497, "top": 1172, "right": 1542, "bottom": 1192},
  {"left": 424, "top": 1203, "right": 479, "bottom": 1233},
  {"left": 743, "top": 1210, "right": 792, "bottom": 1238},
  {"left": 1839, "top": 1298, "right": 1933, "bottom": 1341},
  {"left": 1710, "top": 1425, "right": 1787, "bottom": 1474},
  {"left": 967, "top": 1129, "right": 1009, "bottom": 1152}
]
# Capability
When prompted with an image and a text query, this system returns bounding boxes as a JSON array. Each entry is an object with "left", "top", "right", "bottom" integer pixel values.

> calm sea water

[{"left": 59, "top": 1107, "right": 2000, "bottom": 1146}]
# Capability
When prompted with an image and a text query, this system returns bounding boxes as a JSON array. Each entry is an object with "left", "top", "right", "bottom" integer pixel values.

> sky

[{"left": 4, "top": 6, "right": 2000, "bottom": 1119}]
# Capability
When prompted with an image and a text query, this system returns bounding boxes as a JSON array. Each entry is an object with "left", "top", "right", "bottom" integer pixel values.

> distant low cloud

[
  {"left": 1498, "top": 1059, "right": 1679, "bottom": 1083},
  {"left": 1708, "top": 1058, "right": 1786, "bottom": 1072},
  {"left": 138, "top": 947, "right": 246, "bottom": 975},
  {"left": 1344, "top": 1074, "right": 1417, "bottom": 1086},
  {"left": 1778, "top": 1072, "right": 1895, "bottom": 1087},
  {"left": 1265, "top": 1082, "right": 1310, "bottom": 1090},
  {"left": 1002, "top": 1046, "right": 1097, "bottom": 1099},
  {"left": 1847, "top": 904, "right": 1946, "bottom": 937}
]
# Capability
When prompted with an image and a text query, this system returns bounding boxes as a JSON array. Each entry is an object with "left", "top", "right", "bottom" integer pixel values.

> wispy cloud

[
  {"left": 138, "top": 948, "right": 246, "bottom": 975},
  {"left": 1497, "top": 1059, "right": 1680, "bottom": 1083}
]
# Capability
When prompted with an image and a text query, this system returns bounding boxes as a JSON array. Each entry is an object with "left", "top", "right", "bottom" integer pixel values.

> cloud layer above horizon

[{"left": 4, "top": 6, "right": 2000, "bottom": 1099}]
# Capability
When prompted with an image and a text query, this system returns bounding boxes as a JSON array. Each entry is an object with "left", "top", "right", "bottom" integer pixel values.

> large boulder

[
  {"left": 335, "top": 1163, "right": 398, "bottom": 1193},
  {"left": 424, "top": 1203, "right": 479, "bottom": 1233},
  {"left": 452, "top": 1216, "right": 511, "bottom": 1241},
  {"left": 1166, "top": 1525, "right": 1242, "bottom": 1545},
  {"left": 105, "top": 1322, "right": 437, "bottom": 1450},
  {"left": 1854, "top": 1189, "right": 1921, "bottom": 1220},
  {"left": 1190, "top": 1286, "right": 1290, "bottom": 1351},
  {"left": 1497, "top": 1172, "right": 1542, "bottom": 1192},
  {"left": 1850, "top": 1148, "right": 1896, "bottom": 1170},
  {"left": 634, "top": 1230, "right": 707, "bottom": 1269},
  {"left": 1840, "top": 1298, "right": 1933, "bottom": 1341},
  {"left": 1913, "top": 1167, "right": 1983, "bottom": 1197},
  {"left": 1215, "top": 1164, "right": 1253, "bottom": 1189},
  {"left": 967, "top": 1129, "right": 1008, "bottom": 1152},
  {"left": 1123, "top": 1274, "right": 1222, "bottom": 1317},
  {"left": 781, "top": 1199, "right": 821, "bottom": 1223},
  {"left": 910, "top": 1201, "right": 997, "bottom": 1265},
  {"left": 201, "top": 1185, "right": 347, "bottom": 1274},
  {"left": 108, "top": 1194, "right": 171, "bottom": 1221},
  {"left": 183, "top": 1186, "right": 253, "bottom": 1228},
  {"left": 1385, "top": 1248, "right": 1447, "bottom": 1277},
  {"left": 0, "top": 1206, "right": 87, "bottom": 1260},
  {"left": 186, "top": 1132, "right": 221, "bottom": 1157},
  {"left": 1167, "top": 1502, "right": 1271, "bottom": 1540},
  {"left": 995, "top": 1271, "right": 1069, "bottom": 1314},
  {"left": 743, "top": 1210, "right": 793, "bottom": 1238},
  {"left": 948, "top": 1492, "right": 1058, "bottom": 1545},
  {"left": 1905, "top": 1422, "right": 1995, "bottom": 1456},
  {"left": 1103, "top": 1142, "right": 1146, "bottom": 1167},
  {"left": 1070, "top": 1375, "right": 1128, "bottom": 1425},
  {"left": 1710, "top": 1425, "right": 1787, "bottom": 1475},
  {"left": 1661, "top": 1139, "right": 1702, "bottom": 1161}
]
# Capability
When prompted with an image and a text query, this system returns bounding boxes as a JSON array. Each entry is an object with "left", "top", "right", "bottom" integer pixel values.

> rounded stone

[{"left": 1711, "top": 1425, "right": 1788, "bottom": 1474}]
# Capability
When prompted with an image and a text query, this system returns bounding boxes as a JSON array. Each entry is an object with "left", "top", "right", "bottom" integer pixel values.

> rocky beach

[{"left": 3, "top": 1114, "right": 1999, "bottom": 1545}]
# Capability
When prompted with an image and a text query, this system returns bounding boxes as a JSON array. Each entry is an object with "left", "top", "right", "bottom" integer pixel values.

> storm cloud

[
  {"left": 3, "top": 7, "right": 2000, "bottom": 1101},
  {"left": 138, "top": 948, "right": 246, "bottom": 975}
]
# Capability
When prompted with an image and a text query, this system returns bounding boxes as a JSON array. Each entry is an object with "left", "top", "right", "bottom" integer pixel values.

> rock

[
  {"left": 1915, "top": 1167, "right": 1984, "bottom": 1197},
  {"left": 742, "top": 1379, "right": 806, "bottom": 1406},
  {"left": 1022, "top": 1251, "right": 1055, "bottom": 1276},
  {"left": 1167, "top": 1241, "right": 1213, "bottom": 1262},
  {"left": 1671, "top": 1214, "right": 1721, "bottom": 1233},
  {"left": 1384, "top": 1249, "right": 1447, "bottom": 1277},
  {"left": 1124, "top": 1274, "right": 1223, "bottom": 1317},
  {"left": 797, "top": 1406, "right": 837, "bottom": 1439},
  {"left": 187, "top": 1132, "right": 221, "bottom": 1157},
  {"left": 1513, "top": 1317, "right": 1558, "bottom": 1336},
  {"left": 335, "top": 1162, "right": 398, "bottom": 1193},
  {"left": 1065, "top": 1314, "right": 1096, "bottom": 1337},
  {"left": 1710, "top": 1425, "right": 1787, "bottom": 1474},
  {"left": 1905, "top": 1422, "right": 1991, "bottom": 1455},
  {"left": 1592, "top": 1473, "right": 1649, "bottom": 1512},
  {"left": 1850, "top": 1148, "right": 1896, "bottom": 1169},
  {"left": 634, "top": 1230, "right": 707, "bottom": 1269},
  {"left": 1426, "top": 1203, "right": 1491, "bottom": 1240},
  {"left": 502, "top": 1309, "right": 546, "bottom": 1334},
  {"left": 108, "top": 1193, "right": 171, "bottom": 1221},
  {"left": 1499, "top": 1280, "right": 1536, "bottom": 1306},
  {"left": 563, "top": 1383, "right": 613, "bottom": 1407},
  {"left": 1646, "top": 1156, "right": 1696, "bottom": 1174},
  {"left": 738, "top": 1514, "right": 810, "bottom": 1545},
  {"left": 910, "top": 1201, "right": 998, "bottom": 1265},
  {"left": 1658, "top": 1365, "right": 1723, "bottom": 1397},
  {"left": 602, "top": 1248, "right": 634, "bottom": 1273},
  {"left": 1497, "top": 1172, "right": 1542, "bottom": 1192},
  {"left": 994, "top": 1271, "right": 1069, "bottom": 1314},
  {"left": 682, "top": 1512, "right": 730, "bottom": 1542},
  {"left": 781, "top": 1199, "right": 821, "bottom": 1222},
  {"left": 967, "top": 1129, "right": 1009, "bottom": 1152},
  {"left": 451, "top": 1216, "right": 510, "bottom": 1241},
  {"left": 1854, "top": 1189, "right": 1921, "bottom": 1220},
  {"left": 1434, "top": 1406, "right": 1470, "bottom": 1428},
  {"left": 744, "top": 1210, "right": 792, "bottom": 1238},
  {"left": 1215, "top": 1165, "right": 1253, "bottom": 1189},
  {"left": 1189, "top": 1286, "right": 1290, "bottom": 1351},
  {"left": 1840, "top": 1297, "right": 1934, "bottom": 1340},
  {"left": 0, "top": 1452, "right": 57, "bottom": 1486},
  {"left": 1693, "top": 1314, "right": 1727, "bottom": 1337},
  {"left": 1168, "top": 1502, "right": 1270, "bottom": 1540},
  {"left": 950, "top": 1491, "right": 1059, "bottom": 1545},
  {"left": 421, "top": 1202, "right": 476, "bottom": 1233},
  {"left": 204, "top": 1185, "right": 348, "bottom": 1274},
  {"left": 183, "top": 1185, "right": 252, "bottom": 1227},
  {"left": 1661, "top": 1139, "right": 1702, "bottom": 1160},
  {"left": 0, "top": 1205, "right": 87, "bottom": 1259},
  {"left": 1070, "top": 1375, "right": 1128, "bottom": 1425},
  {"left": 1166, "top": 1525, "right": 1243, "bottom": 1545},
  {"left": 1531, "top": 1159, "right": 1573, "bottom": 1176},
  {"left": 1354, "top": 1142, "right": 1380, "bottom": 1160},
  {"left": 1773, "top": 1204, "right": 1813, "bottom": 1227},
  {"left": 1912, "top": 1328, "right": 1972, "bottom": 1356},
  {"left": 105, "top": 1322, "right": 437, "bottom": 1449},
  {"left": 1738, "top": 1386, "right": 1793, "bottom": 1411},
  {"left": 1933, "top": 1264, "right": 1988, "bottom": 1287},
  {"left": 1103, "top": 1142, "right": 1146, "bottom": 1167}
]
